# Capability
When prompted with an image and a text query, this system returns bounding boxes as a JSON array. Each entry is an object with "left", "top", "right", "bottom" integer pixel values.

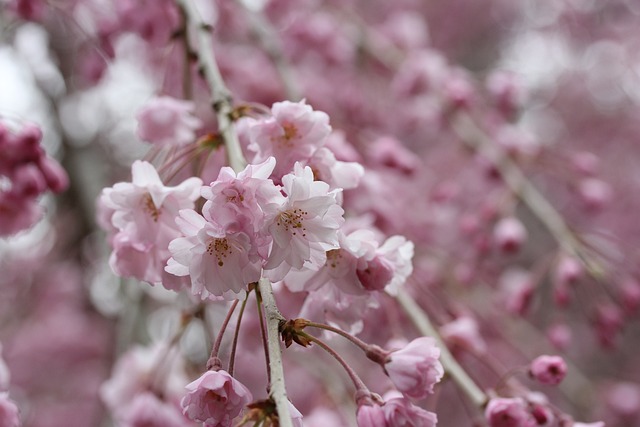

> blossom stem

[
  {"left": 228, "top": 291, "right": 250, "bottom": 376},
  {"left": 395, "top": 288, "right": 488, "bottom": 408},
  {"left": 255, "top": 286, "right": 271, "bottom": 385},
  {"left": 257, "top": 277, "right": 293, "bottom": 427},
  {"left": 174, "top": 0, "right": 246, "bottom": 173},
  {"left": 305, "top": 321, "right": 370, "bottom": 352},
  {"left": 210, "top": 300, "right": 239, "bottom": 362},
  {"left": 299, "top": 331, "right": 370, "bottom": 394}
]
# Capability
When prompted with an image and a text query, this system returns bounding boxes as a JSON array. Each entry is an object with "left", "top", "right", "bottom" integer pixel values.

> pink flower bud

[
  {"left": 620, "top": 279, "right": 640, "bottom": 314},
  {"left": 440, "top": 316, "right": 487, "bottom": 355},
  {"left": 38, "top": 156, "right": 69, "bottom": 193},
  {"left": 12, "top": 164, "right": 47, "bottom": 196},
  {"left": 356, "top": 404, "right": 387, "bottom": 427},
  {"left": 493, "top": 217, "right": 527, "bottom": 254},
  {"left": 578, "top": 178, "right": 612, "bottom": 211},
  {"left": 546, "top": 323, "right": 572, "bottom": 351},
  {"left": 554, "top": 256, "right": 583, "bottom": 287},
  {"left": 571, "top": 151, "right": 599, "bottom": 176},
  {"left": 529, "top": 355, "right": 567, "bottom": 385},
  {"left": 594, "top": 304, "right": 623, "bottom": 348},
  {"left": 357, "top": 255, "right": 395, "bottom": 291},
  {"left": 485, "top": 397, "right": 537, "bottom": 427},
  {"left": 181, "top": 370, "right": 253, "bottom": 426},
  {"left": 606, "top": 382, "right": 640, "bottom": 417},
  {"left": 385, "top": 337, "right": 443, "bottom": 400}
]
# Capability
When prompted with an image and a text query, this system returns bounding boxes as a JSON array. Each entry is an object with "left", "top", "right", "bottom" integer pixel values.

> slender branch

[
  {"left": 300, "top": 331, "right": 369, "bottom": 393},
  {"left": 449, "top": 111, "right": 601, "bottom": 276},
  {"left": 175, "top": 0, "right": 246, "bottom": 172},
  {"left": 255, "top": 287, "right": 271, "bottom": 385},
  {"left": 209, "top": 300, "right": 239, "bottom": 362},
  {"left": 258, "top": 277, "right": 293, "bottom": 427},
  {"left": 305, "top": 321, "right": 370, "bottom": 352},
  {"left": 228, "top": 292, "right": 250, "bottom": 376},
  {"left": 395, "top": 288, "right": 488, "bottom": 408}
]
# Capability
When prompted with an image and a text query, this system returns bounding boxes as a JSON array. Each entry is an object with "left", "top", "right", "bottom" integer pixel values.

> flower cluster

[{"left": 0, "top": 121, "right": 68, "bottom": 236}]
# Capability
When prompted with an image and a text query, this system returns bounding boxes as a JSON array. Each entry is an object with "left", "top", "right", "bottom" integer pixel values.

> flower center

[
  {"left": 207, "top": 238, "right": 231, "bottom": 266},
  {"left": 142, "top": 193, "right": 161, "bottom": 222},
  {"left": 276, "top": 208, "right": 308, "bottom": 236},
  {"left": 326, "top": 249, "right": 343, "bottom": 268}
]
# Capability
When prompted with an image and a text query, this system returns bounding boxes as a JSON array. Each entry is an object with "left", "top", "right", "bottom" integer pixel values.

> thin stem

[
  {"left": 228, "top": 292, "right": 250, "bottom": 376},
  {"left": 257, "top": 277, "right": 293, "bottom": 427},
  {"left": 300, "top": 331, "right": 369, "bottom": 393},
  {"left": 395, "top": 288, "right": 488, "bottom": 408},
  {"left": 305, "top": 321, "right": 370, "bottom": 352},
  {"left": 255, "top": 286, "right": 271, "bottom": 385},
  {"left": 210, "top": 300, "right": 239, "bottom": 360},
  {"left": 178, "top": 6, "right": 193, "bottom": 100}
]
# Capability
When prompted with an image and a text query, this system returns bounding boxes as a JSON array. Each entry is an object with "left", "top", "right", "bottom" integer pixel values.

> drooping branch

[
  {"left": 175, "top": 1, "right": 293, "bottom": 425},
  {"left": 175, "top": 0, "right": 246, "bottom": 173},
  {"left": 257, "top": 277, "right": 293, "bottom": 426}
]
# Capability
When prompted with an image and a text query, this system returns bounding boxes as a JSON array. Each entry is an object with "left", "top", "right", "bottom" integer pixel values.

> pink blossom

[
  {"left": 263, "top": 163, "right": 344, "bottom": 281},
  {"left": 137, "top": 96, "right": 202, "bottom": 147},
  {"left": 306, "top": 147, "right": 364, "bottom": 191},
  {"left": 200, "top": 157, "right": 284, "bottom": 240},
  {"left": 385, "top": 337, "right": 443, "bottom": 400},
  {"left": 101, "top": 344, "right": 190, "bottom": 419},
  {"left": 440, "top": 316, "right": 487, "bottom": 354},
  {"left": 357, "top": 403, "right": 387, "bottom": 427},
  {"left": 376, "top": 235, "right": 414, "bottom": 295},
  {"left": 529, "top": 355, "right": 567, "bottom": 385},
  {"left": 166, "top": 209, "right": 261, "bottom": 300},
  {"left": 493, "top": 217, "right": 528, "bottom": 254},
  {"left": 572, "top": 423, "right": 605, "bottom": 427},
  {"left": 0, "top": 393, "right": 20, "bottom": 427},
  {"left": 249, "top": 100, "right": 331, "bottom": 179},
  {"left": 383, "top": 397, "right": 437, "bottom": 427},
  {"left": 181, "top": 370, "right": 252, "bottom": 426},
  {"left": 98, "top": 161, "right": 202, "bottom": 287},
  {"left": 485, "top": 397, "right": 537, "bottom": 427},
  {"left": 121, "top": 392, "right": 189, "bottom": 427},
  {"left": 498, "top": 269, "right": 534, "bottom": 316}
]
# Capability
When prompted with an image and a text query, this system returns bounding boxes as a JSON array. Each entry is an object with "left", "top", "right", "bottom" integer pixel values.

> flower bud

[
  {"left": 529, "top": 355, "right": 567, "bottom": 385},
  {"left": 493, "top": 217, "right": 527, "bottom": 254}
]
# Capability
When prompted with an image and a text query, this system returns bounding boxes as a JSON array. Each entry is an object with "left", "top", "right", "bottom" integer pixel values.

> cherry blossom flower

[
  {"left": 166, "top": 210, "right": 261, "bottom": 300},
  {"left": 263, "top": 163, "right": 344, "bottom": 281},
  {"left": 484, "top": 397, "right": 537, "bottom": 427},
  {"left": 383, "top": 396, "right": 437, "bottom": 427},
  {"left": 249, "top": 100, "right": 331, "bottom": 179},
  {"left": 385, "top": 337, "right": 443, "bottom": 400},
  {"left": 121, "top": 392, "right": 189, "bottom": 427},
  {"left": 181, "top": 370, "right": 252, "bottom": 427},
  {"left": 137, "top": 96, "right": 202, "bottom": 147},
  {"left": 201, "top": 157, "right": 284, "bottom": 242},
  {"left": 529, "top": 355, "right": 567, "bottom": 386},
  {"left": 98, "top": 161, "right": 202, "bottom": 288}
]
